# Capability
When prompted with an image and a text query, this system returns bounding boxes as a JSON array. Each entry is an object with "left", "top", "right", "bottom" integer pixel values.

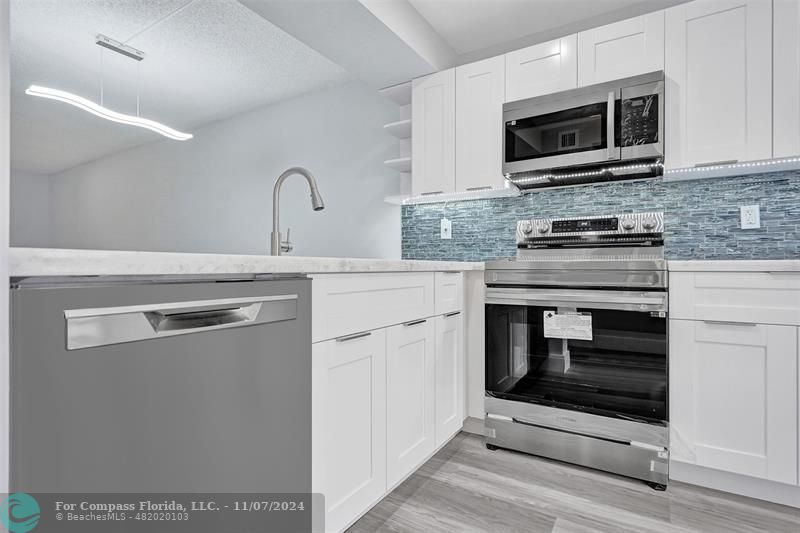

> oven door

[
  {"left": 485, "top": 287, "right": 667, "bottom": 424},
  {"left": 503, "top": 88, "right": 620, "bottom": 175}
]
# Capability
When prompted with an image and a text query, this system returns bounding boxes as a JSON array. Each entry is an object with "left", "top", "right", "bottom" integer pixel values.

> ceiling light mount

[{"left": 95, "top": 34, "right": 145, "bottom": 62}]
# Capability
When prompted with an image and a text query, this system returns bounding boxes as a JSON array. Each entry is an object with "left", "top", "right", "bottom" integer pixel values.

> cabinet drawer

[
  {"left": 312, "top": 273, "right": 435, "bottom": 342},
  {"left": 670, "top": 272, "right": 800, "bottom": 326},
  {"left": 434, "top": 272, "right": 463, "bottom": 315}
]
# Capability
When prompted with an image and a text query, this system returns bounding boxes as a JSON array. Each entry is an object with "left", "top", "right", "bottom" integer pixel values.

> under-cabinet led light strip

[
  {"left": 664, "top": 156, "right": 800, "bottom": 175},
  {"left": 25, "top": 85, "right": 193, "bottom": 141},
  {"left": 401, "top": 187, "right": 520, "bottom": 205}
]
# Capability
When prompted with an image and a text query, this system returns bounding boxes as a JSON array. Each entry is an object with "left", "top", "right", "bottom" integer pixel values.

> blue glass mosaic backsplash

[{"left": 401, "top": 171, "right": 800, "bottom": 262}]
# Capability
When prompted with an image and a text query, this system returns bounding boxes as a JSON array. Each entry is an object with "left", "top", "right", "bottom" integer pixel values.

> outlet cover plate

[
  {"left": 440, "top": 218, "right": 452, "bottom": 239},
  {"left": 740, "top": 205, "right": 761, "bottom": 229}
]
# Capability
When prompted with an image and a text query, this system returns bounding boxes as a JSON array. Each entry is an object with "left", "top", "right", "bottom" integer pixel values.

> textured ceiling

[
  {"left": 408, "top": 0, "right": 685, "bottom": 57},
  {"left": 11, "top": 0, "right": 350, "bottom": 175}
]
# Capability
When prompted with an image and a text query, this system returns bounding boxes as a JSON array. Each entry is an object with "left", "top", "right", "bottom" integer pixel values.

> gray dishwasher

[{"left": 10, "top": 275, "right": 311, "bottom": 493}]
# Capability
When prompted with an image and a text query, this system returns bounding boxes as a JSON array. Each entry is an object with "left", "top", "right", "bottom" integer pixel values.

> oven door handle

[{"left": 485, "top": 288, "right": 667, "bottom": 312}]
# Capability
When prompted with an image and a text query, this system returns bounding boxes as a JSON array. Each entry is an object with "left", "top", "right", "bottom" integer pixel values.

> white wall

[
  {"left": 46, "top": 80, "right": 402, "bottom": 259},
  {"left": 9, "top": 169, "right": 49, "bottom": 247}
]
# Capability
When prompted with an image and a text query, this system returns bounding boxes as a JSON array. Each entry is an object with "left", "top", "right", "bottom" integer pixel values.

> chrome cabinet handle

[
  {"left": 702, "top": 320, "right": 757, "bottom": 327},
  {"left": 465, "top": 186, "right": 492, "bottom": 191},
  {"left": 444, "top": 311, "right": 461, "bottom": 317},
  {"left": 694, "top": 160, "right": 738, "bottom": 168},
  {"left": 421, "top": 191, "right": 444, "bottom": 196},
  {"left": 336, "top": 331, "right": 372, "bottom": 343},
  {"left": 403, "top": 319, "right": 427, "bottom": 327}
]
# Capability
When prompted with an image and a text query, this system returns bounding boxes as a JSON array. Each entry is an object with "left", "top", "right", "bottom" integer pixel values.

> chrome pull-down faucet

[{"left": 271, "top": 167, "right": 325, "bottom": 256}]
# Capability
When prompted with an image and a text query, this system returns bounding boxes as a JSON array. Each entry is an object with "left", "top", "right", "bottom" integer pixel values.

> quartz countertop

[
  {"left": 667, "top": 260, "right": 800, "bottom": 272},
  {"left": 9, "top": 248, "right": 484, "bottom": 278}
]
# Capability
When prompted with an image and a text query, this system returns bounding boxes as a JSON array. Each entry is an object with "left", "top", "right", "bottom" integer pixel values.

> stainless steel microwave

[{"left": 502, "top": 71, "right": 664, "bottom": 187}]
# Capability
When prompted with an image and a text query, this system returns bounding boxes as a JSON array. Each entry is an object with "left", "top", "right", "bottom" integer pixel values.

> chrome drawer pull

[
  {"left": 444, "top": 311, "right": 461, "bottom": 317},
  {"left": 403, "top": 319, "right": 427, "bottom": 327},
  {"left": 694, "top": 159, "right": 738, "bottom": 167},
  {"left": 336, "top": 331, "right": 372, "bottom": 343},
  {"left": 703, "top": 320, "right": 757, "bottom": 327}
]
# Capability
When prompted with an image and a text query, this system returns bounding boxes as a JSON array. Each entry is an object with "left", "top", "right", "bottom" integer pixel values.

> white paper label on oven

[{"left": 543, "top": 311, "right": 592, "bottom": 341}]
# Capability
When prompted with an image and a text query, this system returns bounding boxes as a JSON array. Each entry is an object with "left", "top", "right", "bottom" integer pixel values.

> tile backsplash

[{"left": 401, "top": 171, "right": 800, "bottom": 262}]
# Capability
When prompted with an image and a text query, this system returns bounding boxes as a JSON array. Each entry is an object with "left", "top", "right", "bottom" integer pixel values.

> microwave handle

[{"left": 606, "top": 91, "right": 617, "bottom": 160}]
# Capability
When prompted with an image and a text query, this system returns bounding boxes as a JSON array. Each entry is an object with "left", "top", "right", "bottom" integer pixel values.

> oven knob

[
  {"left": 538, "top": 223, "right": 550, "bottom": 234},
  {"left": 643, "top": 218, "right": 658, "bottom": 230},
  {"left": 520, "top": 221, "right": 533, "bottom": 234},
  {"left": 621, "top": 218, "right": 636, "bottom": 230}
]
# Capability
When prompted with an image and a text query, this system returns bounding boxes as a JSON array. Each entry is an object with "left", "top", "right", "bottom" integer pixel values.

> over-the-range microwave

[{"left": 502, "top": 71, "right": 664, "bottom": 190}]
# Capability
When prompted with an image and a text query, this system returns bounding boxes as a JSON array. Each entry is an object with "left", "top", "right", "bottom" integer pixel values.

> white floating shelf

[
  {"left": 384, "top": 157, "right": 412, "bottom": 172},
  {"left": 378, "top": 81, "right": 412, "bottom": 106},
  {"left": 384, "top": 186, "right": 520, "bottom": 206},
  {"left": 383, "top": 119, "right": 412, "bottom": 139}
]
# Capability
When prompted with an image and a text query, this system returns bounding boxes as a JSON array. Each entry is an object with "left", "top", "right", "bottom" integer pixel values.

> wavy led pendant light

[
  {"left": 25, "top": 85, "right": 193, "bottom": 141},
  {"left": 26, "top": 34, "right": 192, "bottom": 141}
]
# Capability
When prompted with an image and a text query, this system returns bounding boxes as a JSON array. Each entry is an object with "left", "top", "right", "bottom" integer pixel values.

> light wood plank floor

[{"left": 348, "top": 433, "right": 800, "bottom": 533}]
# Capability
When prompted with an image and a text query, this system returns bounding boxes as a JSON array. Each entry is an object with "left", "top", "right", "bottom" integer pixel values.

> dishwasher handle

[{"left": 65, "top": 295, "right": 298, "bottom": 350}]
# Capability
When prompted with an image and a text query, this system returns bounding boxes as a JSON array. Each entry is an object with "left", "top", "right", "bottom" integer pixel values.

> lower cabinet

[
  {"left": 386, "top": 320, "right": 436, "bottom": 488},
  {"left": 313, "top": 314, "right": 465, "bottom": 532},
  {"left": 313, "top": 330, "right": 387, "bottom": 533},
  {"left": 670, "top": 319, "right": 798, "bottom": 485},
  {"left": 435, "top": 312, "right": 463, "bottom": 447}
]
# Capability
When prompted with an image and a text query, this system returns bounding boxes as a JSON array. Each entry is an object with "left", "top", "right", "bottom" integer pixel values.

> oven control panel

[
  {"left": 516, "top": 212, "right": 664, "bottom": 243},
  {"left": 551, "top": 217, "right": 618, "bottom": 233}
]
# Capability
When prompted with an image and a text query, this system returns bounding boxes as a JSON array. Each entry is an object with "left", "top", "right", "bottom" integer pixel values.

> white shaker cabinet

[
  {"left": 505, "top": 35, "right": 577, "bottom": 102},
  {"left": 577, "top": 11, "right": 665, "bottom": 86},
  {"left": 774, "top": 0, "right": 800, "bottom": 157},
  {"left": 313, "top": 330, "right": 387, "bottom": 533},
  {"left": 412, "top": 68, "right": 456, "bottom": 195},
  {"left": 434, "top": 312, "right": 464, "bottom": 447},
  {"left": 455, "top": 56, "right": 506, "bottom": 192},
  {"left": 386, "top": 319, "right": 436, "bottom": 488},
  {"left": 664, "top": 0, "right": 772, "bottom": 169},
  {"left": 670, "top": 320, "right": 798, "bottom": 485}
]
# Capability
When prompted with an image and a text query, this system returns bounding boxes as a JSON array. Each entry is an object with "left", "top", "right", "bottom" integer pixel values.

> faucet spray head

[{"left": 310, "top": 188, "right": 325, "bottom": 211}]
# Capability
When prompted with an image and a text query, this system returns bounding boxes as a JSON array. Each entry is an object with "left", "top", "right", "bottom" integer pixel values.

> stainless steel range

[{"left": 484, "top": 212, "right": 668, "bottom": 489}]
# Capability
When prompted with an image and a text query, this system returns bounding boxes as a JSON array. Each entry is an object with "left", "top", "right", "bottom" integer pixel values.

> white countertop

[
  {"left": 667, "top": 260, "right": 800, "bottom": 272},
  {"left": 9, "top": 248, "right": 484, "bottom": 278}
]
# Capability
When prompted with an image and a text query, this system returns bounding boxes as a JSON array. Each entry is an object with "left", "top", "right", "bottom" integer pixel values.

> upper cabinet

[
  {"left": 505, "top": 35, "right": 577, "bottom": 102},
  {"left": 577, "top": 12, "right": 665, "bottom": 86},
  {"left": 412, "top": 69, "right": 456, "bottom": 196},
  {"left": 774, "top": 0, "right": 800, "bottom": 158},
  {"left": 664, "top": 0, "right": 772, "bottom": 169},
  {"left": 455, "top": 56, "right": 506, "bottom": 192}
]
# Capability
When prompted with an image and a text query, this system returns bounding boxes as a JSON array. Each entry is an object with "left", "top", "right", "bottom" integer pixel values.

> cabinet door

[
  {"left": 313, "top": 330, "right": 387, "bottom": 533},
  {"left": 505, "top": 35, "right": 577, "bottom": 102},
  {"left": 577, "top": 11, "right": 665, "bottom": 86},
  {"left": 455, "top": 56, "right": 506, "bottom": 192},
  {"left": 664, "top": 0, "right": 772, "bottom": 169},
  {"left": 386, "top": 320, "right": 436, "bottom": 488},
  {"left": 774, "top": 0, "right": 800, "bottom": 157},
  {"left": 412, "top": 68, "right": 456, "bottom": 195},
  {"left": 670, "top": 320, "right": 798, "bottom": 484},
  {"left": 435, "top": 313, "right": 464, "bottom": 447}
]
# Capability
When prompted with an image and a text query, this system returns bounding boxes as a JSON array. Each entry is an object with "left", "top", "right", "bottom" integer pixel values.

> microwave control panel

[{"left": 621, "top": 94, "right": 659, "bottom": 147}]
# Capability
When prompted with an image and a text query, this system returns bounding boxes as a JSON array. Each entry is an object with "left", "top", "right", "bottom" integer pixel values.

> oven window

[
  {"left": 485, "top": 304, "right": 667, "bottom": 422},
  {"left": 505, "top": 102, "right": 612, "bottom": 162}
]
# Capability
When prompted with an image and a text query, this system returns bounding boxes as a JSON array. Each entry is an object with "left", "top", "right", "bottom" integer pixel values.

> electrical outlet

[
  {"left": 440, "top": 218, "right": 452, "bottom": 239},
  {"left": 740, "top": 205, "right": 761, "bottom": 229}
]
